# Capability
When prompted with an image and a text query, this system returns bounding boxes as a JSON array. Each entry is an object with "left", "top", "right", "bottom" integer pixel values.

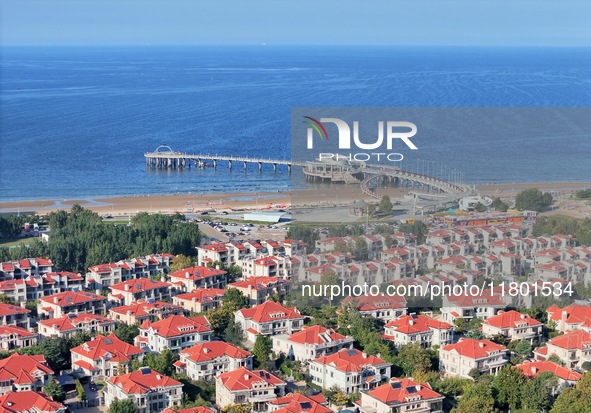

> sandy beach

[{"left": 0, "top": 182, "right": 589, "bottom": 216}]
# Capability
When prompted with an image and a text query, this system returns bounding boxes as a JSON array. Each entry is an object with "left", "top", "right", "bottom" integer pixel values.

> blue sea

[{"left": 1, "top": 46, "right": 590, "bottom": 201}]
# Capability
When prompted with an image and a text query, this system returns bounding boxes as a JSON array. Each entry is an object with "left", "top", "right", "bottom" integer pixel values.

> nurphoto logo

[{"left": 304, "top": 115, "right": 418, "bottom": 162}]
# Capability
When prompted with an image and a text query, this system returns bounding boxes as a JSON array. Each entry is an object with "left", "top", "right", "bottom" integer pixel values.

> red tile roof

[
  {"left": 108, "top": 368, "right": 181, "bottom": 395},
  {"left": 313, "top": 348, "right": 389, "bottom": 372},
  {"left": 287, "top": 325, "right": 350, "bottom": 345},
  {"left": 342, "top": 294, "right": 407, "bottom": 312},
  {"left": 71, "top": 333, "right": 143, "bottom": 361},
  {"left": 441, "top": 338, "right": 507, "bottom": 359},
  {"left": 516, "top": 361, "right": 582, "bottom": 382},
  {"left": 217, "top": 367, "right": 285, "bottom": 391},
  {"left": 0, "top": 353, "right": 54, "bottom": 385},
  {"left": 174, "top": 288, "right": 225, "bottom": 303},
  {"left": 0, "top": 302, "right": 29, "bottom": 317},
  {"left": 546, "top": 329, "right": 591, "bottom": 350},
  {"left": 547, "top": 304, "right": 591, "bottom": 328},
  {"left": 367, "top": 378, "right": 443, "bottom": 404},
  {"left": 0, "top": 279, "right": 26, "bottom": 292},
  {"left": 483, "top": 310, "right": 542, "bottom": 329},
  {"left": 237, "top": 301, "right": 302, "bottom": 323},
  {"left": 38, "top": 313, "right": 114, "bottom": 332},
  {"left": 0, "top": 391, "right": 64, "bottom": 413},
  {"left": 40, "top": 291, "right": 105, "bottom": 307},
  {"left": 229, "top": 276, "right": 289, "bottom": 291},
  {"left": 270, "top": 393, "right": 331, "bottom": 413},
  {"left": 201, "top": 243, "right": 228, "bottom": 252},
  {"left": 180, "top": 341, "right": 251, "bottom": 363},
  {"left": 169, "top": 266, "right": 226, "bottom": 281},
  {"left": 445, "top": 289, "right": 504, "bottom": 307},
  {"left": 109, "top": 278, "right": 169, "bottom": 293},
  {"left": 385, "top": 314, "right": 452, "bottom": 335},
  {"left": 162, "top": 408, "right": 215, "bottom": 413},
  {"left": 140, "top": 315, "right": 211, "bottom": 337},
  {"left": 0, "top": 325, "right": 37, "bottom": 338},
  {"left": 109, "top": 300, "right": 184, "bottom": 317}
]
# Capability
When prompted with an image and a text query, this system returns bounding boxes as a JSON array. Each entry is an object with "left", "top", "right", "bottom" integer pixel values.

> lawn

[{"left": 0, "top": 237, "right": 41, "bottom": 247}]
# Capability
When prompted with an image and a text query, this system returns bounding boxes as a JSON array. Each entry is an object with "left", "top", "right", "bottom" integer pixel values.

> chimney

[
  {"left": 53, "top": 297, "right": 59, "bottom": 304},
  {"left": 244, "top": 374, "right": 250, "bottom": 380},
  {"left": 416, "top": 384, "right": 422, "bottom": 391},
  {"left": 479, "top": 342, "right": 485, "bottom": 348},
  {"left": 520, "top": 314, "right": 526, "bottom": 319},
  {"left": 127, "top": 310, "right": 132, "bottom": 316},
  {"left": 186, "top": 272, "right": 190, "bottom": 279},
  {"left": 409, "top": 320, "right": 414, "bottom": 326},
  {"left": 216, "top": 264, "right": 221, "bottom": 270},
  {"left": 562, "top": 311, "right": 568, "bottom": 322},
  {"left": 362, "top": 353, "right": 367, "bottom": 358},
  {"left": 531, "top": 367, "right": 538, "bottom": 374},
  {"left": 125, "top": 284, "right": 130, "bottom": 291},
  {"left": 156, "top": 374, "right": 161, "bottom": 380}
]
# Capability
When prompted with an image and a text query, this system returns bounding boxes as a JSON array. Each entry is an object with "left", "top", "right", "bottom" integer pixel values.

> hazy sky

[{"left": 1, "top": 0, "right": 590, "bottom": 46}]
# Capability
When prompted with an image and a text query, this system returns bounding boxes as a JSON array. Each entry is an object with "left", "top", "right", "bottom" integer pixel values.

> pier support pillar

[
  {"left": 213, "top": 159, "right": 217, "bottom": 169},
  {"left": 258, "top": 162, "right": 262, "bottom": 172},
  {"left": 273, "top": 163, "right": 277, "bottom": 172},
  {"left": 243, "top": 161, "right": 247, "bottom": 171},
  {"left": 288, "top": 165, "right": 291, "bottom": 173},
  {"left": 228, "top": 160, "right": 232, "bottom": 170}
]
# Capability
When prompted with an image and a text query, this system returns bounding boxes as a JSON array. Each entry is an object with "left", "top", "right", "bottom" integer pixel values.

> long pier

[
  {"left": 145, "top": 146, "right": 471, "bottom": 199},
  {"left": 303, "top": 160, "right": 472, "bottom": 198},
  {"left": 145, "top": 145, "right": 301, "bottom": 172}
]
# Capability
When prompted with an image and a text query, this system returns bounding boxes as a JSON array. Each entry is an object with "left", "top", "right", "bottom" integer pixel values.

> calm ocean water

[{"left": 1, "top": 46, "right": 590, "bottom": 201}]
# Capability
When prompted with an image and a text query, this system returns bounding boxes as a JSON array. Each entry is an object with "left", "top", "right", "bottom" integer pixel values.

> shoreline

[{"left": 0, "top": 181, "right": 589, "bottom": 216}]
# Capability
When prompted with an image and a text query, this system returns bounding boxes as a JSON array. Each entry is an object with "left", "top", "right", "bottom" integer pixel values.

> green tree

[
  {"left": 223, "top": 321, "right": 245, "bottom": 347},
  {"left": 319, "top": 271, "right": 341, "bottom": 305},
  {"left": 510, "top": 339, "right": 533, "bottom": 357},
  {"left": 398, "top": 221, "right": 428, "bottom": 244},
  {"left": 75, "top": 379, "right": 87, "bottom": 401},
  {"left": 108, "top": 398, "right": 138, "bottom": 413},
  {"left": 491, "top": 197, "right": 509, "bottom": 212},
  {"left": 208, "top": 306, "right": 235, "bottom": 337},
  {"left": 286, "top": 225, "right": 318, "bottom": 254},
  {"left": 575, "top": 189, "right": 591, "bottom": 199},
  {"left": 393, "top": 343, "right": 432, "bottom": 376},
  {"left": 222, "top": 289, "right": 250, "bottom": 310},
  {"left": 453, "top": 318, "right": 468, "bottom": 335},
  {"left": 473, "top": 202, "right": 487, "bottom": 212},
  {"left": 465, "top": 329, "right": 485, "bottom": 340},
  {"left": 379, "top": 195, "right": 393, "bottom": 215},
  {"left": 43, "top": 380, "right": 66, "bottom": 403},
  {"left": 0, "top": 295, "right": 16, "bottom": 305},
  {"left": 326, "top": 386, "right": 349, "bottom": 407},
  {"left": 547, "top": 353, "right": 566, "bottom": 366},
  {"left": 551, "top": 372, "right": 591, "bottom": 413},
  {"left": 252, "top": 336, "right": 272, "bottom": 367},
  {"left": 522, "top": 371, "right": 557, "bottom": 412},
  {"left": 492, "top": 366, "right": 526, "bottom": 411},
  {"left": 452, "top": 381, "right": 494, "bottom": 413},
  {"left": 114, "top": 323, "right": 140, "bottom": 345},
  {"left": 0, "top": 215, "right": 25, "bottom": 239},
  {"left": 515, "top": 188, "right": 553, "bottom": 211},
  {"left": 351, "top": 237, "right": 368, "bottom": 261},
  {"left": 221, "top": 405, "right": 252, "bottom": 413},
  {"left": 169, "top": 254, "right": 193, "bottom": 273},
  {"left": 147, "top": 348, "right": 176, "bottom": 377}
]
